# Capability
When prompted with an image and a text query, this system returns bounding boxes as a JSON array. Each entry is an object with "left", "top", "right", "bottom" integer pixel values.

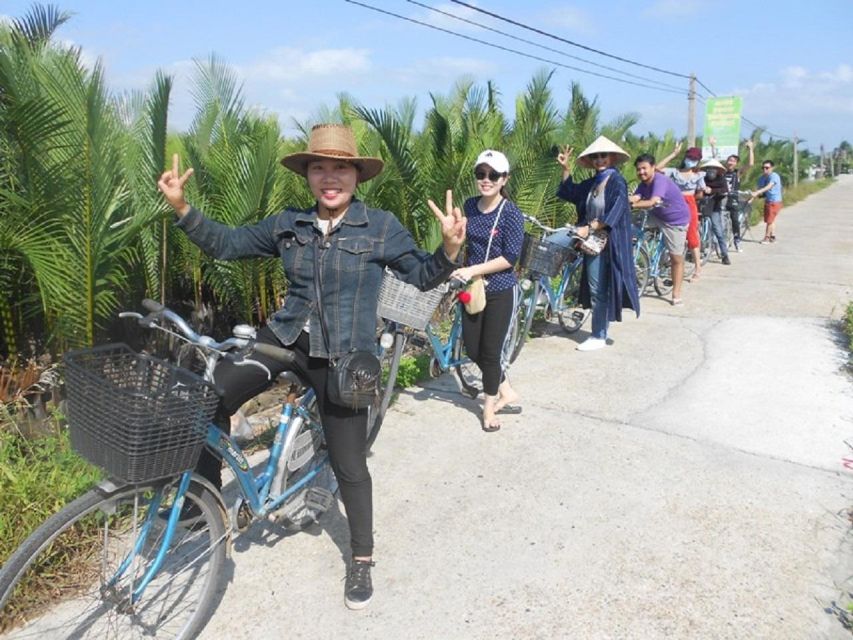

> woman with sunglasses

[
  {"left": 556, "top": 136, "right": 639, "bottom": 351},
  {"left": 447, "top": 150, "right": 525, "bottom": 432}
]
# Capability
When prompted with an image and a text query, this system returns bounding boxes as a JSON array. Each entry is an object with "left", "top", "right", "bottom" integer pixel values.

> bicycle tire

[
  {"left": 0, "top": 479, "right": 226, "bottom": 640},
  {"left": 654, "top": 251, "right": 675, "bottom": 297},
  {"left": 557, "top": 266, "right": 589, "bottom": 333},
  {"left": 634, "top": 245, "right": 651, "bottom": 295},
  {"left": 699, "top": 217, "right": 712, "bottom": 266},
  {"left": 451, "top": 305, "right": 481, "bottom": 398},
  {"left": 366, "top": 331, "right": 405, "bottom": 451},
  {"left": 681, "top": 244, "right": 696, "bottom": 281},
  {"left": 509, "top": 282, "right": 536, "bottom": 363}
]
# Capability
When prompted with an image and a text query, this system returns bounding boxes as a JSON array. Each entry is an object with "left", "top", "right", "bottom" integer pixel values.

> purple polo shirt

[{"left": 634, "top": 173, "right": 691, "bottom": 226}]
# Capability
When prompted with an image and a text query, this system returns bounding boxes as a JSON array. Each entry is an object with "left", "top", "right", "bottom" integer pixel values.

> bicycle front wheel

[
  {"left": 509, "top": 282, "right": 535, "bottom": 363},
  {"left": 654, "top": 251, "right": 675, "bottom": 297},
  {"left": 0, "top": 478, "right": 227, "bottom": 640},
  {"left": 367, "top": 329, "right": 406, "bottom": 451},
  {"left": 634, "top": 245, "right": 651, "bottom": 295}
]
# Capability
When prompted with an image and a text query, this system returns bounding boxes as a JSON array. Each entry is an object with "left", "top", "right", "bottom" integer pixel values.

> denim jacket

[{"left": 176, "top": 199, "right": 457, "bottom": 358}]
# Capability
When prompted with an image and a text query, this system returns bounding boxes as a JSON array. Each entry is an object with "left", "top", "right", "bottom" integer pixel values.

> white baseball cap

[{"left": 475, "top": 149, "right": 510, "bottom": 174}]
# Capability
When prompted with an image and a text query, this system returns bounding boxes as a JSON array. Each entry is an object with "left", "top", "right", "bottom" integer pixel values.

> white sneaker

[{"left": 576, "top": 337, "right": 606, "bottom": 352}]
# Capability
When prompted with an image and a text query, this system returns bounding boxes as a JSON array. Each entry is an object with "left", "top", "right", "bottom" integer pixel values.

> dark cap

[{"left": 685, "top": 147, "right": 702, "bottom": 161}]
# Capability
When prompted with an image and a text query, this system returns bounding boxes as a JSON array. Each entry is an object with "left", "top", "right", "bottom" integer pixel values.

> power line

[
  {"left": 344, "top": 0, "right": 690, "bottom": 96},
  {"left": 450, "top": 0, "right": 691, "bottom": 80},
  {"left": 405, "top": 0, "right": 686, "bottom": 94}
]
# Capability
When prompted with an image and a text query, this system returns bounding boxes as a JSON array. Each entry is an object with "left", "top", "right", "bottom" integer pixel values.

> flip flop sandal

[
  {"left": 481, "top": 416, "right": 501, "bottom": 432},
  {"left": 496, "top": 405, "right": 522, "bottom": 415}
]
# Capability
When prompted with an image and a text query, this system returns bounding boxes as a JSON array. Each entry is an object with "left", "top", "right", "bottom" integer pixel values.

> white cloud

[
  {"left": 645, "top": 0, "right": 703, "bottom": 17},
  {"left": 411, "top": 2, "right": 488, "bottom": 34},
  {"left": 539, "top": 6, "right": 595, "bottom": 37},
  {"left": 237, "top": 47, "right": 371, "bottom": 83}
]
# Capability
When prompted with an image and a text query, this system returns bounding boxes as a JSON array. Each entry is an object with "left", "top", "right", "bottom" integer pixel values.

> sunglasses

[
  {"left": 587, "top": 152, "right": 610, "bottom": 161},
  {"left": 762, "top": 165, "right": 772, "bottom": 169},
  {"left": 475, "top": 170, "right": 505, "bottom": 181}
]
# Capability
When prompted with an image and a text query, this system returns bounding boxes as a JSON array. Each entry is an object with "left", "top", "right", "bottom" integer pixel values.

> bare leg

[
  {"left": 494, "top": 378, "right": 520, "bottom": 413},
  {"left": 690, "top": 247, "right": 702, "bottom": 279},
  {"left": 671, "top": 253, "right": 685, "bottom": 301},
  {"left": 482, "top": 393, "right": 500, "bottom": 431}
]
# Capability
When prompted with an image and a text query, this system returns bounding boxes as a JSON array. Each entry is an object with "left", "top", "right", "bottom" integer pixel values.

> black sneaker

[
  {"left": 344, "top": 559, "right": 375, "bottom": 610},
  {"left": 722, "top": 255, "right": 731, "bottom": 265}
]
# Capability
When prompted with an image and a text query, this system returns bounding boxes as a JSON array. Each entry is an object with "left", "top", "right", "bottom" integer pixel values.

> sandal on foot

[
  {"left": 496, "top": 404, "right": 522, "bottom": 415},
  {"left": 671, "top": 298, "right": 684, "bottom": 306},
  {"left": 481, "top": 416, "right": 501, "bottom": 432}
]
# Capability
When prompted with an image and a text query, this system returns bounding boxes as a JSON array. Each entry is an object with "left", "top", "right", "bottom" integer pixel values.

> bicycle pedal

[
  {"left": 571, "top": 311, "right": 585, "bottom": 322},
  {"left": 304, "top": 487, "right": 334, "bottom": 515}
]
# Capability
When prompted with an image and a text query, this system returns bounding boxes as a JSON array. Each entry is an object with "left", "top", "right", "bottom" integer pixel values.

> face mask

[
  {"left": 705, "top": 170, "right": 718, "bottom": 179},
  {"left": 684, "top": 159, "right": 698, "bottom": 169}
]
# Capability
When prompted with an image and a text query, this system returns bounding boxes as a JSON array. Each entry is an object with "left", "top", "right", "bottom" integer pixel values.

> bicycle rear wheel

[
  {"left": 0, "top": 478, "right": 227, "bottom": 640},
  {"left": 699, "top": 217, "right": 712, "bottom": 266},
  {"left": 557, "top": 265, "right": 589, "bottom": 333}
]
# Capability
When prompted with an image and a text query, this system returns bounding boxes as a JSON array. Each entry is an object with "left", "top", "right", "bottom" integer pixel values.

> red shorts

[
  {"left": 684, "top": 194, "right": 700, "bottom": 249},
  {"left": 764, "top": 201, "right": 782, "bottom": 224}
]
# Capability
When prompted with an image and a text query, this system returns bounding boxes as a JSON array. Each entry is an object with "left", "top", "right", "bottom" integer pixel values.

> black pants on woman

[
  {"left": 196, "top": 327, "right": 373, "bottom": 557},
  {"left": 461, "top": 286, "right": 516, "bottom": 395}
]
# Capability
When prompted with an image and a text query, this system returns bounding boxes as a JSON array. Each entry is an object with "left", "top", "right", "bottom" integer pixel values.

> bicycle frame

[
  {"left": 112, "top": 388, "right": 327, "bottom": 603},
  {"left": 425, "top": 301, "right": 467, "bottom": 372},
  {"left": 522, "top": 254, "right": 582, "bottom": 319}
]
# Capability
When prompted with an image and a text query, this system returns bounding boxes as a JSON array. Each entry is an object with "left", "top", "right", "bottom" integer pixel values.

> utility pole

[
  {"left": 792, "top": 134, "right": 798, "bottom": 188},
  {"left": 687, "top": 74, "right": 696, "bottom": 147}
]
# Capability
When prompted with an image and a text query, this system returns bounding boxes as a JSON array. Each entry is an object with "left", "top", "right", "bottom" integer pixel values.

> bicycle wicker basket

[
  {"left": 377, "top": 269, "right": 448, "bottom": 331},
  {"left": 519, "top": 233, "right": 573, "bottom": 277},
  {"left": 63, "top": 343, "right": 220, "bottom": 483}
]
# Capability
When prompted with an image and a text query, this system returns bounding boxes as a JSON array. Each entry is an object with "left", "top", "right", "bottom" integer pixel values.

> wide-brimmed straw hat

[
  {"left": 699, "top": 158, "right": 725, "bottom": 171},
  {"left": 280, "top": 124, "right": 384, "bottom": 181},
  {"left": 576, "top": 136, "right": 630, "bottom": 168}
]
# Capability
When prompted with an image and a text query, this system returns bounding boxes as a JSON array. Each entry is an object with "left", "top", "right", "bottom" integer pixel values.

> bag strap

[
  {"left": 312, "top": 236, "right": 333, "bottom": 359},
  {"left": 482, "top": 198, "right": 506, "bottom": 265}
]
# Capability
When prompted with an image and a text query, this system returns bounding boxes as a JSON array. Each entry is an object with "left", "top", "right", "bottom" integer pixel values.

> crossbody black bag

[{"left": 313, "top": 236, "right": 381, "bottom": 409}]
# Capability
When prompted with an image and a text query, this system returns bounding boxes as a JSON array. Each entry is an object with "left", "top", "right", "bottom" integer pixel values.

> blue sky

[{"left": 3, "top": 1, "right": 851, "bottom": 153}]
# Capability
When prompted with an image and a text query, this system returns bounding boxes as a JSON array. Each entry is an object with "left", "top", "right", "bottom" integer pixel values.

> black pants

[
  {"left": 727, "top": 203, "right": 741, "bottom": 239},
  {"left": 461, "top": 287, "right": 515, "bottom": 395},
  {"left": 197, "top": 328, "right": 373, "bottom": 557}
]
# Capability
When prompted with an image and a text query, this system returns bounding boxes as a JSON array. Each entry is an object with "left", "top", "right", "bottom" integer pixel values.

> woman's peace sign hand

[
  {"left": 157, "top": 154, "right": 194, "bottom": 217},
  {"left": 428, "top": 190, "right": 466, "bottom": 261},
  {"left": 556, "top": 145, "right": 574, "bottom": 172}
]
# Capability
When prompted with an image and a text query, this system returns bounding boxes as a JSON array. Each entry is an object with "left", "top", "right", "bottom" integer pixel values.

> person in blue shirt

[
  {"left": 752, "top": 160, "right": 784, "bottom": 243},
  {"left": 158, "top": 123, "right": 465, "bottom": 611}
]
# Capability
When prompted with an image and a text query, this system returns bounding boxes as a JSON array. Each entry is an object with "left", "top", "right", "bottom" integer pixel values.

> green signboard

[{"left": 702, "top": 96, "right": 743, "bottom": 160}]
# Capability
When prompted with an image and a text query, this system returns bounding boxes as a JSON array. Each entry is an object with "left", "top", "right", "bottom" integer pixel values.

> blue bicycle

[
  {"left": 632, "top": 207, "right": 695, "bottom": 297},
  {"left": 0, "top": 300, "right": 339, "bottom": 639},
  {"left": 512, "top": 214, "right": 588, "bottom": 361}
]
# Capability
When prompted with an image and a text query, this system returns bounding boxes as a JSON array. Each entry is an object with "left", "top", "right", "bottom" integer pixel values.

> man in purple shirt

[{"left": 628, "top": 153, "right": 690, "bottom": 306}]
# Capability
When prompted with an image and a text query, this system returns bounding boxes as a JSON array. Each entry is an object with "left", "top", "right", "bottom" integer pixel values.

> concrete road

[{"left": 202, "top": 177, "right": 853, "bottom": 640}]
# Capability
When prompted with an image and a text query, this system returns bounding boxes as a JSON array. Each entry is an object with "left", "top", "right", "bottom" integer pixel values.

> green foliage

[
  {"left": 0, "top": 423, "right": 101, "bottom": 566},
  {"left": 845, "top": 301, "right": 853, "bottom": 353},
  {"left": 394, "top": 354, "right": 431, "bottom": 389}
]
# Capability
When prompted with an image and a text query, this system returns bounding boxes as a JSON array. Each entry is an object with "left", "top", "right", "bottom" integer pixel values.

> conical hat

[
  {"left": 281, "top": 124, "right": 384, "bottom": 181},
  {"left": 699, "top": 158, "right": 725, "bottom": 171},
  {"left": 577, "top": 136, "right": 630, "bottom": 168}
]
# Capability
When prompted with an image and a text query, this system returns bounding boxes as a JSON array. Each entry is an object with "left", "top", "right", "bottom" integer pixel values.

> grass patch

[
  {"left": 0, "top": 419, "right": 101, "bottom": 568},
  {"left": 395, "top": 354, "right": 431, "bottom": 389},
  {"left": 845, "top": 301, "right": 853, "bottom": 353}
]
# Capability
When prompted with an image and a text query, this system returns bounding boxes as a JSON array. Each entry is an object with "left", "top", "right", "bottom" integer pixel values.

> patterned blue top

[{"left": 463, "top": 197, "right": 525, "bottom": 293}]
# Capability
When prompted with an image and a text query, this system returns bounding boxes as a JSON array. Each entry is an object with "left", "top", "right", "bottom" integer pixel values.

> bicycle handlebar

[
  {"left": 132, "top": 299, "right": 295, "bottom": 366},
  {"left": 523, "top": 213, "right": 578, "bottom": 236}
]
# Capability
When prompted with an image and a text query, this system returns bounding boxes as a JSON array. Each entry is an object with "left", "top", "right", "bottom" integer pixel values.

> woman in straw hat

[
  {"left": 158, "top": 123, "right": 466, "bottom": 610},
  {"left": 555, "top": 136, "right": 640, "bottom": 351}
]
